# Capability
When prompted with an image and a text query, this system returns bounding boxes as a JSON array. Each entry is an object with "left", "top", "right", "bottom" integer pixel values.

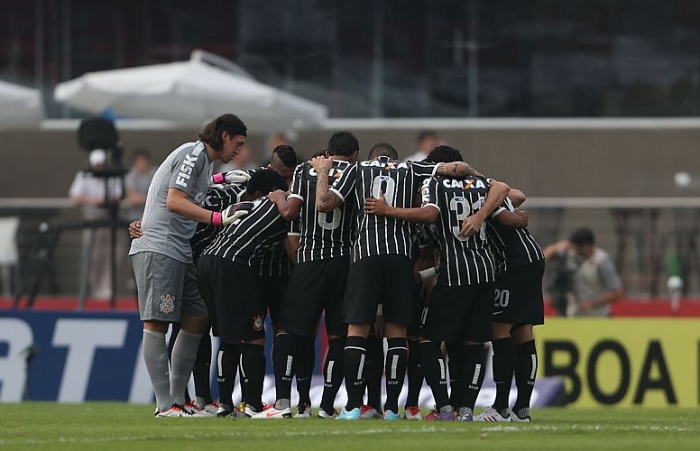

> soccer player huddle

[{"left": 129, "top": 114, "right": 545, "bottom": 423}]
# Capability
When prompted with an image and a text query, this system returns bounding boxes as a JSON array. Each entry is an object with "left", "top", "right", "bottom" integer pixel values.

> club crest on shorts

[
  {"left": 252, "top": 314, "right": 264, "bottom": 331},
  {"left": 159, "top": 294, "right": 175, "bottom": 314}
]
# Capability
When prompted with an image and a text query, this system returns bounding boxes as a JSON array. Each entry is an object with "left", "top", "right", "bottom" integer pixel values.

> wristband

[
  {"left": 212, "top": 173, "right": 225, "bottom": 184},
  {"left": 211, "top": 211, "right": 223, "bottom": 226},
  {"left": 419, "top": 267, "right": 437, "bottom": 282}
]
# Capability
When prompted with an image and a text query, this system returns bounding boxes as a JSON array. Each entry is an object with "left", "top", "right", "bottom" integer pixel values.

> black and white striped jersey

[
  {"left": 201, "top": 198, "right": 287, "bottom": 266},
  {"left": 289, "top": 160, "right": 356, "bottom": 263},
  {"left": 258, "top": 240, "right": 292, "bottom": 277},
  {"left": 331, "top": 156, "right": 438, "bottom": 262},
  {"left": 191, "top": 183, "right": 246, "bottom": 262},
  {"left": 421, "top": 175, "right": 498, "bottom": 286},
  {"left": 486, "top": 197, "right": 544, "bottom": 274}
]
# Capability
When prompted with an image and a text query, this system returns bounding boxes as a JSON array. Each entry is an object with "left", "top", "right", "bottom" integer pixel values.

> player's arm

[
  {"left": 268, "top": 190, "right": 303, "bottom": 221},
  {"left": 312, "top": 156, "right": 345, "bottom": 213},
  {"left": 268, "top": 163, "right": 305, "bottom": 220},
  {"left": 364, "top": 192, "right": 439, "bottom": 223},
  {"left": 509, "top": 188, "right": 527, "bottom": 207},
  {"left": 128, "top": 219, "right": 143, "bottom": 239},
  {"left": 494, "top": 208, "right": 529, "bottom": 228},
  {"left": 284, "top": 219, "right": 301, "bottom": 263},
  {"left": 459, "top": 180, "right": 510, "bottom": 236},
  {"left": 285, "top": 235, "right": 300, "bottom": 263}
]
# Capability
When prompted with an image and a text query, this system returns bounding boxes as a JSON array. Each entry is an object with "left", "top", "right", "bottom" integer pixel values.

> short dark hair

[
  {"left": 311, "top": 149, "right": 327, "bottom": 159},
  {"left": 570, "top": 228, "right": 595, "bottom": 246},
  {"left": 131, "top": 149, "right": 151, "bottom": 162},
  {"left": 327, "top": 131, "right": 359, "bottom": 157},
  {"left": 199, "top": 114, "right": 247, "bottom": 151},
  {"left": 272, "top": 145, "right": 298, "bottom": 168},
  {"left": 425, "top": 145, "right": 463, "bottom": 164},
  {"left": 417, "top": 130, "right": 437, "bottom": 144},
  {"left": 368, "top": 142, "right": 398, "bottom": 160},
  {"left": 246, "top": 168, "right": 288, "bottom": 195}
]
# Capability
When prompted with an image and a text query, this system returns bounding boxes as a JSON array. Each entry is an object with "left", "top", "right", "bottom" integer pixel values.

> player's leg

[
  {"left": 381, "top": 256, "right": 416, "bottom": 420},
  {"left": 318, "top": 257, "right": 350, "bottom": 418},
  {"left": 446, "top": 340, "right": 465, "bottom": 411},
  {"left": 419, "top": 285, "right": 468, "bottom": 421},
  {"left": 511, "top": 324, "right": 536, "bottom": 422},
  {"left": 216, "top": 341, "right": 241, "bottom": 416},
  {"left": 256, "top": 272, "right": 294, "bottom": 419},
  {"left": 474, "top": 321, "right": 513, "bottom": 422},
  {"left": 191, "top": 330, "right": 215, "bottom": 412},
  {"left": 132, "top": 252, "right": 185, "bottom": 416},
  {"left": 457, "top": 283, "right": 494, "bottom": 421},
  {"left": 509, "top": 260, "right": 545, "bottom": 422},
  {"left": 363, "top": 320, "right": 383, "bottom": 418},
  {"left": 404, "top": 283, "right": 425, "bottom": 420},
  {"left": 166, "top": 323, "right": 191, "bottom": 404},
  {"left": 230, "top": 265, "right": 267, "bottom": 417},
  {"left": 197, "top": 256, "right": 236, "bottom": 417},
  {"left": 338, "top": 257, "right": 382, "bottom": 420},
  {"left": 293, "top": 334, "right": 315, "bottom": 414},
  {"left": 169, "top": 262, "right": 208, "bottom": 409},
  {"left": 262, "top": 328, "right": 294, "bottom": 418}
]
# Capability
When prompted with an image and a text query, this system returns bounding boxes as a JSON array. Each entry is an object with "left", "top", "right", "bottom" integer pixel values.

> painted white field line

[
  {"left": 0, "top": 427, "right": 457, "bottom": 447},
  {"left": 1, "top": 423, "right": 695, "bottom": 447}
]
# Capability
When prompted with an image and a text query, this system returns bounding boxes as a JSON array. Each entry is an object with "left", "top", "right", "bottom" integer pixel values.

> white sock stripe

[
  {"left": 389, "top": 354, "right": 399, "bottom": 380},
  {"left": 530, "top": 353, "right": 538, "bottom": 380},
  {"left": 326, "top": 361, "right": 335, "bottom": 384},
  {"left": 143, "top": 329, "right": 165, "bottom": 339},
  {"left": 285, "top": 355, "right": 294, "bottom": 377},
  {"left": 387, "top": 347, "right": 409, "bottom": 351},
  {"left": 357, "top": 354, "right": 366, "bottom": 380},
  {"left": 239, "top": 354, "right": 246, "bottom": 378},
  {"left": 345, "top": 346, "right": 366, "bottom": 352},
  {"left": 438, "top": 358, "right": 446, "bottom": 381},
  {"left": 177, "top": 329, "right": 201, "bottom": 339},
  {"left": 471, "top": 363, "right": 482, "bottom": 385},
  {"left": 217, "top": 350, "right": 224, "bottom": 378}
]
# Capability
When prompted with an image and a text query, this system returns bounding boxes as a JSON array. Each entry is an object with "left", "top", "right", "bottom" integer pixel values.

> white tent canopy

[
  {"left": 54, "top": 50, "right": 327, "bottom": 132},
  {"left": 0, "top": 80, "right": 43, "bottom": 129}
]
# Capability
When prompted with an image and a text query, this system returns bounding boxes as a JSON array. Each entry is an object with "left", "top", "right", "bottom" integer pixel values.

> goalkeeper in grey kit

[{"left": 128, "top": 114, "right": 250, "bottom": 417}]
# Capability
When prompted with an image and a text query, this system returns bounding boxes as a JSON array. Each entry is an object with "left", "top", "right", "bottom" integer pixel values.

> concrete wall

[
  {"left": 2, "top": 120, "right": 698, "bottom": 297},
  {"left": 1, "top": 121, "right": 697, "bottom": 198}
]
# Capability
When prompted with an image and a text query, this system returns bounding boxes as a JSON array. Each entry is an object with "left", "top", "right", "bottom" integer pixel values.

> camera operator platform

[{"left": 15, "top": 117, "right": 131, "bottom": 309}]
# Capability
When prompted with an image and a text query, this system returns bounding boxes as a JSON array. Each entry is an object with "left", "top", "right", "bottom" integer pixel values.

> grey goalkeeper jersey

[{"left": 129, "top": 141, "right": 214, "bottom": 263}]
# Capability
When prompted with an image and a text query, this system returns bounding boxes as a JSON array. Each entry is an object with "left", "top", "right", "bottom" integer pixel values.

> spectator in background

[
  {"left": 69, "top": 149, "right": 123, "bottom": 299},
  {"left": 543, "top": 228, "right": 623, "bottom": 317},
  {"left": 216, "top": 143, "right": 255, "bottom": 173},
  {"left": 404, "top": 130, "right": 440, "bottom": 162},
  {"left": 125, "top": 149, "right": 156, "bottom": 222}
]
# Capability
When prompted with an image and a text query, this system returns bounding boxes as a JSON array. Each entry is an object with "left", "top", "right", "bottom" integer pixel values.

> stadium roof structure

[
  {"left": 54, "top": 50, "right": 327, "bottom": 132},
  {"left": 0, "top": 80, "right": 43, "bottom": 130}
]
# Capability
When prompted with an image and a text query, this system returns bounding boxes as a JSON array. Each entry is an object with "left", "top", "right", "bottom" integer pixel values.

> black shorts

[
  {"left": 196, "top": 256, "right": 266, "bottom": 342},
  {"left": 344, "top": 255, "right": 414, "bottom": 326},
  {"left": 407, "top": 282, "right": 427, "bottom": 337},
  {"left": 420, "top": 282, "right": 494, "bottom": 343},
  {"left": 493, "top": 259, "right": 545, "bottom": 326},
  {"left": 259, "top": 273, "right": 289, "bottom": 328},
  {"left": 279, "top": 256, "right": 350, "bottom": 337}
]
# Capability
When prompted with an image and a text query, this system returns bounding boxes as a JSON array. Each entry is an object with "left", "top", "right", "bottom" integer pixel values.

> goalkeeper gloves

[
  {"left": 212, "top": 170, "right": 251, "bottom": 185},
  {"left": 211, "top": 201, "right": 256, "bottom": 226}
]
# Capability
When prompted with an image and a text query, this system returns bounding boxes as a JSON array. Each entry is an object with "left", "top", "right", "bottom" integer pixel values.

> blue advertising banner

[{"left": 0, "top": 311, "right": 564, "bottom": 407}]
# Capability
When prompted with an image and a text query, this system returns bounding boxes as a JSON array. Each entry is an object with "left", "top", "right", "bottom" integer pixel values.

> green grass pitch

[{"left": 1, "top": 404, "right": 698, "bottom": 450}]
